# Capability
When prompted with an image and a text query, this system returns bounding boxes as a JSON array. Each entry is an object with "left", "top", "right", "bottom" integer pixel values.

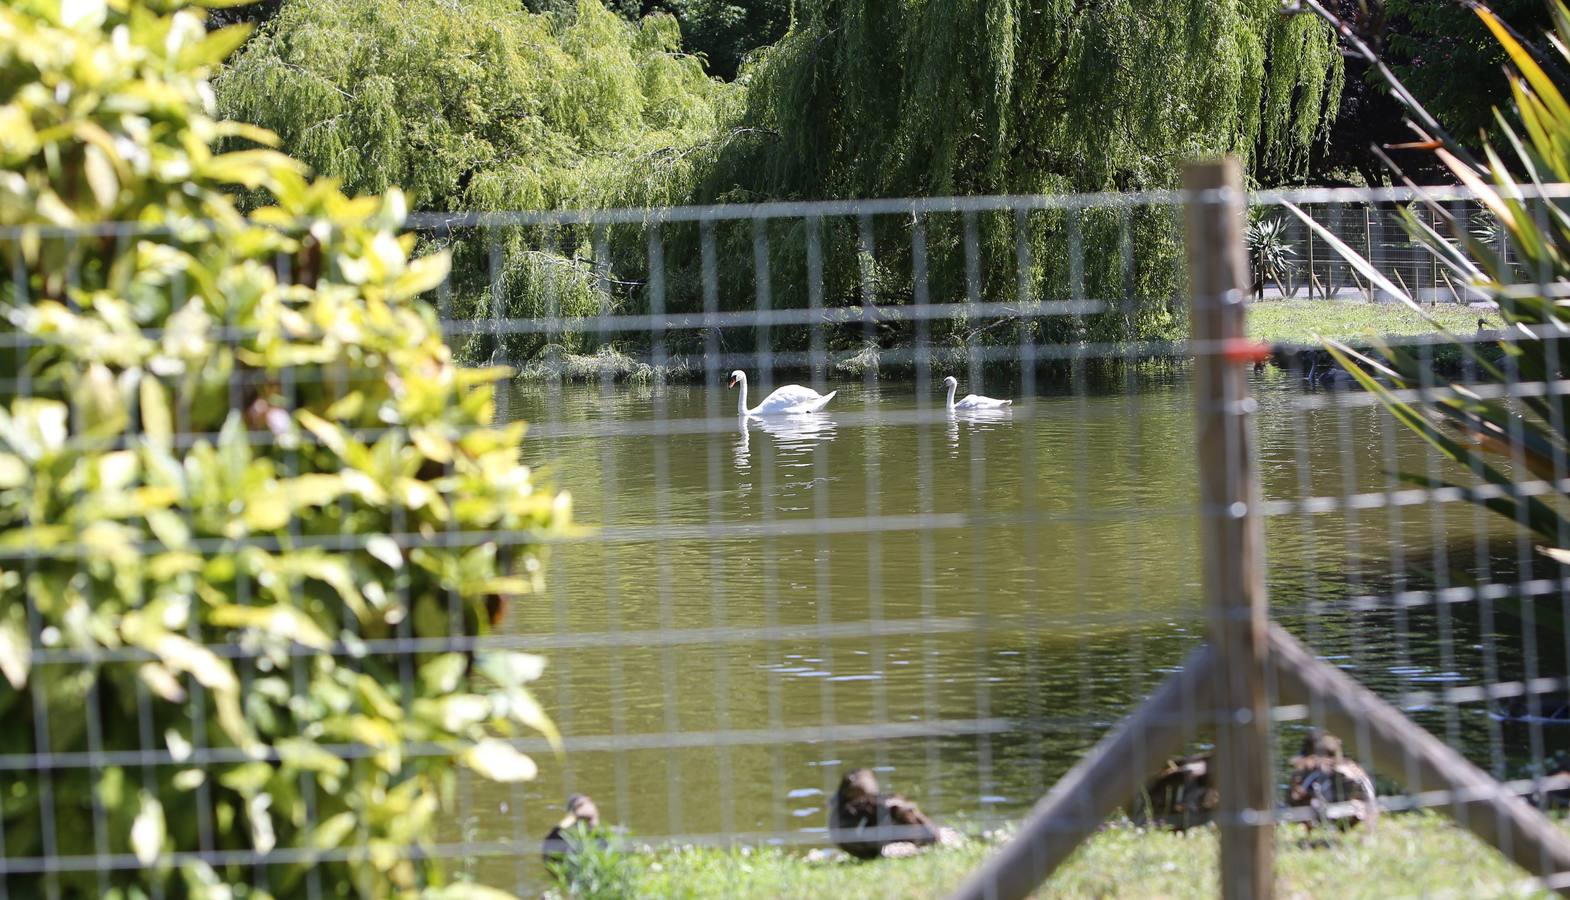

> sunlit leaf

[
  {"left": 83, "top": 144, "right": 119, "bottom": 209},
  {"left": 461, "top": 739, "right": 538, "bottom": 783},
  {"left": 180, "top": 22, "right": 254, "bottom": 69},
  {"left": 0, "top": 453, "right": 25, "bottom": 489},
  {"left": 476, "top": 651, "right": 546, "bottom": 687},
  {"left": 419, "top": 652, "right": 467, "bottom": 696},
  {"left": 138, "top": 662, "right": 187, "bottom": 703},
  {"left": 130, "top": 791, "right": 166, "bottom": 866},
  {"left": 0, "top": 606, "right": 30, "bottom": 690},
  {"left": 275, "top": 737, "right": 349, "bottom": 778},
  {"left": 306, "top": 811, "right": 358, "bottom": 851},
  {"left": 140, "top": 376, "right": 173, "bottom": 451},
  {"left": 247, "top": 793, "right": 277, "bottom": 854},
  {"left": 122, "top": 614, "right": 238, "bottom": 693},
  {"left": 419, "top": 694, "right": 490, "bottom": 733},
  {"left": 210, "top": 603, "right": 333, "bottom": 650},
  {"left": 1477, "top": 6, "right": 1570, "bottom": 131},
  {"left": 366, "top": 534, "right": 403, "bottom": 569},
  {"left": 1540, "top": 546, "right": 1570, "bottom": 565}
]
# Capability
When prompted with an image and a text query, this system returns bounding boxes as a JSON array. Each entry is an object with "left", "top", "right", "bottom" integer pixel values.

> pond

[{"left": 467, "top": 367, "right": 1563, "bottom": 888}]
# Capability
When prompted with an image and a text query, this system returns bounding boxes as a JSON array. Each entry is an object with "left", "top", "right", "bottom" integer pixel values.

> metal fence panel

[{"left": 6, "top": 181, "right": 1570, "bottom": 896}]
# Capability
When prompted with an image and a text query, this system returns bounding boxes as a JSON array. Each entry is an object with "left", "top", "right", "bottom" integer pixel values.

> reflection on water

[
  {"left": 468, "top": 369, "right": 1564, "bottom": 889},
  {"left": 734, "top": 412, "right": 838, "bottom": 473},
  {"left": 946, "top": 406, "right": 1014, "bottom": 453}
]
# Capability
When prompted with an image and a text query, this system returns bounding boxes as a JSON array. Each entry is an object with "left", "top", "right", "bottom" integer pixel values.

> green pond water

[{"left": 467, "top": 367, "right": 1564, "bottom": 889}]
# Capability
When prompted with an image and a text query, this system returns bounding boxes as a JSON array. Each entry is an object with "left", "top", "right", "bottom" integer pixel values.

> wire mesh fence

[
  {"left": 1251, "top": 198, "right": 1510, "bottom": 304},
  {"left": 6, "top": 176, "right": 1570, "bottom": 897}
]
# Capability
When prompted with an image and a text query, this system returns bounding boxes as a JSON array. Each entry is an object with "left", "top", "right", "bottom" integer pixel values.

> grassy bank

[
  {"left": 560, "top": 813, "right": 1559, "bottom": 898},
  {"left": 488, "top": 299, "right": 1496, "bottom": 382},
  {"left": 1245, "top": 299, "right": 1498, "bottom": 344}
]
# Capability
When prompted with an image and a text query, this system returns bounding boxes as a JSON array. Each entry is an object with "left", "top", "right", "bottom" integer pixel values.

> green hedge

[{"left": 0, "top": 1, "right": 569, "bottom": 896}]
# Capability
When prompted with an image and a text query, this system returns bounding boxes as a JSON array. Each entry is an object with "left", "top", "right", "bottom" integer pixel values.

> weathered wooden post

[{"left": 1186, "top": 157, "right": 1274, "bottom": 900}]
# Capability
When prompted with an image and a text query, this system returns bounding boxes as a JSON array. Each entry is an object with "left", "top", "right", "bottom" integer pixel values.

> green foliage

[
  {"left": 0, "top": 0, "right": 569, "bottom": 895},
  {"left": 1304, "top": 1, "right": 1570, "bottom": 556},
  {"left": 546, "top": 826, "right": 640, "bottom": 899},
  {"left": 216, "top": 0, "right": 734, "bottom": 212},
  {"left": 1386, "top": 0, "right": 1553, "bottom": 144},
  {"left": 640, "top": 0, "right": 1346, "bottom": 355},
  {"left": 1247, "top": 216, "right": 1298, "bottom": 296},
  {"left": 654, "top": 0, "right": 790, "bottom": 81},
  {"left": 216, "top": 0, "right": 745, "bottom": 368},
  {"left": 212, "top": 0, "right": 1348, "bottom": 366},
  {"left": 444, "top": 235, "right": 610, "bottom": 364},
  {"left": 700, "top": 0, "right": 1341, "bottom": 201},
  {"left": 532, "top": 0, "right": 790, "bottom": 81}
]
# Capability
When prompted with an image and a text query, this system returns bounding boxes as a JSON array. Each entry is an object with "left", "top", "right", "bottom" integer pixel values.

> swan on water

[
  {"left": 942, "top": 376, "right": 1011, "bottom": 411},
  {"left": 729, "top": 370, "right": 836, "bottom": 416}
]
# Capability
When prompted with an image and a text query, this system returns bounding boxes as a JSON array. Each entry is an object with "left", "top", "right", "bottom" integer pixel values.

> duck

[
  {"left": 1287, "top": 729, "right": 1377, "bottom": 829},
  {"left": 541, "top": 793, "right": 603, "bottom": 866},
  {"left": 942, "top": 376, "right": 1012, "bottom": 411},
  {"left": 828, "top": 769, "right": 954, "bottom": 859},
  {"left": 1130, "top": 752, "right": 1218, "bottom": 831},
  {"left": 729, "top": 370, "right": 836, "bottom": 416}
]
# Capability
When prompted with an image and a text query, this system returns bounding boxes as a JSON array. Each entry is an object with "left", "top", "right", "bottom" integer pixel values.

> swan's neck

[
  {"left": 737, "top": 376, "right": 749, "bottom": 417},
  {"left": 945, "top": 382, "right": 957, "bottom": 411}
]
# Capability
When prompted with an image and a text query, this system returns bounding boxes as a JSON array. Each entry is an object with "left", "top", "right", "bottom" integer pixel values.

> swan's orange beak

[{"left": 728, "top": 375, "right": 739, "bottom": 388}]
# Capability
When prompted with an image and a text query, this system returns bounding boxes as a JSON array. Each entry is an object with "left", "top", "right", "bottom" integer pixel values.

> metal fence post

[
  {"left": 1184, "top": 158, "right": 1274, "bottom": 900},
  {"left": 1306, "top": 209, "right": 1316, "bottom": 300}
]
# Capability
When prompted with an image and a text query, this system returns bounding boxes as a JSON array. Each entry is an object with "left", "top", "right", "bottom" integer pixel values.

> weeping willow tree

[
  {"left": 217, "top": 0, "right": 733, "bottom": 210},
  {"left": 699, "top": 0, "right": 1342, "bottom": 200},
  {"left": 524, "top": 0, "right": 1350, "bottom": 373},
  {"left": 216, "top": 0, "right": 1343, "bottom": 369},
  {"left": 217, "top": 0, "right": 738, "bottom": 361},
  {"left": 574, "top": 0, "right": 1347, "bottom": 367}
]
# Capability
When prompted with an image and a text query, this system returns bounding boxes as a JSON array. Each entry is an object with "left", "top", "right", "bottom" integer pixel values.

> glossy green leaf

[
  {"left": 139, "top": 376, "right": 173, "bottom": 451},
  {"left": 210, "top": 603, "right": 333, "bottom": 650},
  {"left": 0, "top": 605, "right": 30, "bottom": 690},
  {"left": 130, "top": 791, "right": 166, "bottom": 866},
  {"left": 461, "top": 739, "right": 538, "bottom": 783}
]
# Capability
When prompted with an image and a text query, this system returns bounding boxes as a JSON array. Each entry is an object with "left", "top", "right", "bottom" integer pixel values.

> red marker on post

[{"left": 1221, "top": 339, "right": 1274, "bottom": 365}]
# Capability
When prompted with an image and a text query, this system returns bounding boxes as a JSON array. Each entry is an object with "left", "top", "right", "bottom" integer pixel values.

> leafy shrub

[
  {"left": 0, "top": 0, "right": 569, "bottom": 895},
  {"left": 1303, "top": 2, "right": 1570, "bottom": 582},
  {"left": 545, "top": 826, "right": 641, "bottom": 900},
  {"left": 1247, "top": 216, "right": 1299, "bottom": 298}
]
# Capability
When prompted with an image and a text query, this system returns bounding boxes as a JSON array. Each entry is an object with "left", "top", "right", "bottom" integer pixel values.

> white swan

[
  {"left": 942, "top": 376, "right": 1011, "bottom": 411},
  {"left": 729, "top": 370, "right": 836, "bottom": 416}
]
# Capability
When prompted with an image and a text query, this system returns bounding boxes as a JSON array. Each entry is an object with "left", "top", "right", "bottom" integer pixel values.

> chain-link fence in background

[{"left": 7, "top": 173, "right": 1570, "bottom": 896}]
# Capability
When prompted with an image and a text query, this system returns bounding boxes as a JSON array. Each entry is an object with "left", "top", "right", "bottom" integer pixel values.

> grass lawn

[
  {"left": 1244, "top": 299, "right": 1499, "bottom": 344},
  {"left": 574, "top": 813, "right": 1559, "bottom": 899}
]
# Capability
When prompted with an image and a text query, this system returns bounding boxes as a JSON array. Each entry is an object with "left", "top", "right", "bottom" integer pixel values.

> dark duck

[
  {"left": 829, "top": 769, "right": 953, "bottom": 859},
  {"left": 1287, "top": 730, "right": 1378, "bottom": 828},
  {"left": 1130, "top": 752, "right": 1219, "bottom": 830},
  {"left": 541, "top": 793, "right": 603, "bottom": 866}
]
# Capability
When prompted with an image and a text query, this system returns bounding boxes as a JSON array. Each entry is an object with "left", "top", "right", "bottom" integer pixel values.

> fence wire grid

[{"left": 5, "top": 181, "right": 1570, "bottom": 897}]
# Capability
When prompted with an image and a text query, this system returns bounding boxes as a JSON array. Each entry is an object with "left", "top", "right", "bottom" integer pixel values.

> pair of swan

[{"left": 728, "top": 371, "right": 1011, "bottom": 416}]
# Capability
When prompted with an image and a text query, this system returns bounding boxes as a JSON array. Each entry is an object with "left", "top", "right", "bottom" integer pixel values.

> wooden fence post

[{"left": 1185, "top": 158, "right": 1275, "bottom": 900}]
